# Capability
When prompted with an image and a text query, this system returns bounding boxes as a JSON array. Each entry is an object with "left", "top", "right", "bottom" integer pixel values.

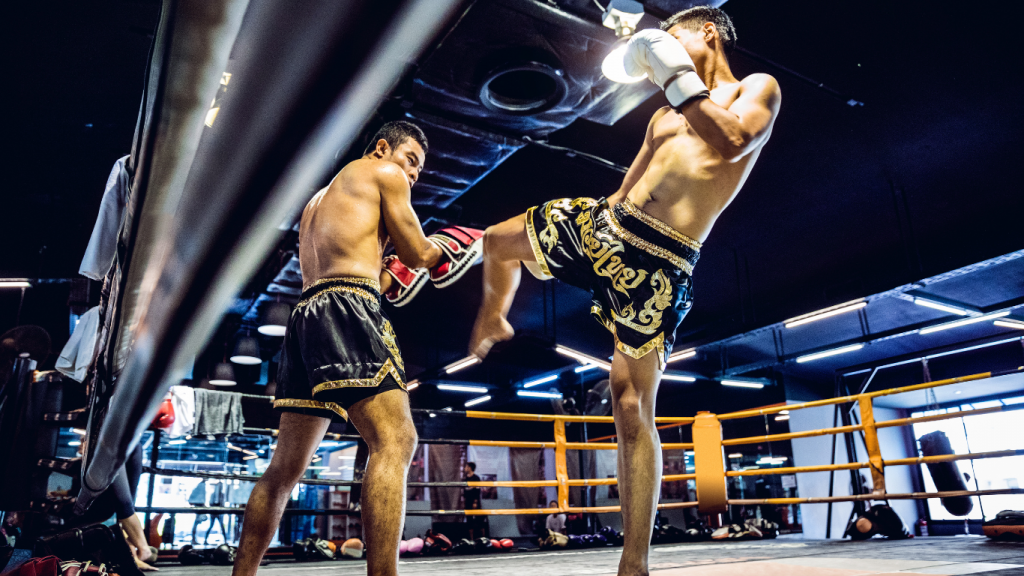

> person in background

[
  {"left": 546, "top": 500, "right": 566, "bottom": 535},
  {"left": 463, "top": 462, "right": 483, "bottom": 539}
]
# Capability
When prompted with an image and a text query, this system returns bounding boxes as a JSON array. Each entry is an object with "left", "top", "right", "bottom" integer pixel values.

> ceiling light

[
  {"left": 429, "top": 413, "right": 437, "bottom": 418},
  {"left": 721, "top": 379, "right": 765, "bottom": 389},
  {"left": 445, "top": 356, "right": 480, "bottom": 374},
  {"left": 407, "top": 380, "right": 420, "bottom": 390},
  {"left": 575, "top": 364, "right": 599, "bottom": 373},
  {"left": 913, "top": 297, "right": 970, "bottom": 316},
  {"left": 209, "top": 362, "right": 237, "bottom": 386},
  {"left": 465, "top": 395, "right": 491, "bottom": 407},
  {"left": 775, "top": 415, "right": 790, "bottom": 421},
  {"left": 601, "top": 0, "right": 645, "bottom": 36},
  {"left": 243, "top": 455, "right": 258, "bottom": 460},
  {"left": 437, "top": 384, "right": 488, "bottom": 393},
  {"left": 728, "top": 453, "right": 743, "bottom": 459},
  {"left": 784, "top": 299, "right": 866, "bottom": 329},
  {"left": 230, "top": 334, "right": 262, "bottom": 365},
  {"left": 661, "top": 373, "right": 696, "bottom": 382},
  {"left": 168, "top": 439, "right": 187, "bottom": 445},
  {"left": 556, "top": 346, "right": 611, "bottom": 370},
  {"left": 994, "top": 319, "right": 1024, "bottom": 330},
  {"left": 70, "top": 428, "right": 86, "bottom": 435},
  {"left": 601, "top": 42, "right": 647, "bottom": 84},
  {"left": 756, "top": 456, "right": 788, "bottom": 465},
  {"left": 0, "top": 280, "right": 32, "bottom": 289},
  {"left": 780, "top": 410, "right": 790, "bottom": 414},
  {"left": 919, "top": 310, "right": 1010, "bottom": 335},
  {"left": 258, "top": 302, "right": 291, "bottom": 337},
  {"left": 524, "top": 374, "right": 559, "bottom": 388},
  {"left": 667, "top": 349, "right": 697, "bottom": 363},
  {"left": 796, "top": 343, "right": 865, "bottom": 363},
  {"left": 517, "top": 390, "right": 563, "bottom": 399},
  {"left": 68, "top": 441, "right": 81, "bottom": 446},
  {"left": 308, "top": 466, "right": 328, "bottom": 470}
]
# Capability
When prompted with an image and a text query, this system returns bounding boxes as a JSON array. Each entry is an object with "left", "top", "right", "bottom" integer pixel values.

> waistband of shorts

[
  {"left": 606, "top": 199, "right": 701, "bottom": 274},
  {"left": 296, "top": 276, "right": 381, "bottom": 308}
]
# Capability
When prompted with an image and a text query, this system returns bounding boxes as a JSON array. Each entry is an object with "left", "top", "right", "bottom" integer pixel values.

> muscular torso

[
  {"left": 626, "top": 80, "right": 772, "bottom": 243},
  {"left": 298, "top": 159, "right": 389, "bottom": 290}
]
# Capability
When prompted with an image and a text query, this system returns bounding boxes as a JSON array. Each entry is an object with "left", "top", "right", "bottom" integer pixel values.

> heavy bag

[{"left": 918, "top": 431, "right": 973, "bottom": 516}]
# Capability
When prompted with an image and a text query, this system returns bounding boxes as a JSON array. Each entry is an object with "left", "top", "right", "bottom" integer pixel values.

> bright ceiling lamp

[
  {"left": 556, "top": 346, "right": 611, "bottom": 371},
  {"left": 796, "top": 343, "right": 865, "bottom": 363},
  {"left": 230, "top": 334, "right": 262, "bottom": 365},
  {"left": 666, "top": 348, "right": 697, "bottom": 364},
  {"left": 994, "top": 319, "right": 1024, "bottom": 330},
  {"left": 602, "top": 43, "right": 647, "bottom": 84},
  {"left": 464, "top": 395, "right": 491, "bottom": 407},
  {"left": 524, "top": 374, "right": 559, "bottom": 388},
  {"left": 209, "top": 362, "right": 237, "bottom": 386},
  {"left": 406, "top": 380, "right": 420, "bottom": 390},
  {"left": 258, "top": 301, "right": 291, "bottom": 336},
  {"left": 784, "top": 299, "right": 866, "bottom": 329},
  {"left": 0, "top": 279, "right": 31, "bottom": 289},
  {"left": 445, "top": 356, "right": 480, "bottom": 374},
  {"left": 913, "top": 297, "right": 970, "bottom": 316},
  {"left": 518, "top": 390, "right": 562, "bottom": 399},
  {"left": 599, "top": 0, "right": 647, "bottom": 84},
  {"left": 728, "top": 453, "right": 743, "bottom": 459},
  {"left": 919, "top": 310, "right": 1010, "bottom": 335},
  {"left": 721, "top": 379, "right": 765, "bottom": 389},
  {"left": 775, "top": 414, "right": 790, "bottom": 421},
  {"left": 661, "top": 373, "right": 696, "bottom": 382},
  {"left": 756, "top": 456, "right": 788, "bottom": 465},
  {"left": 436, "top": 384, "right": 488, "bottom": 393}
]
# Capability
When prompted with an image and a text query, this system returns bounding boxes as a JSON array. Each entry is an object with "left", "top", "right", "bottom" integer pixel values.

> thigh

[
  {"left": 267, "top": 411, "right": 332, "bottom": 478},
  {"left": 487, "top": 212, "right": 536, "bottom": 263},
  {"left": 345, "top": 388, "right": 415, "bottom": 449}
]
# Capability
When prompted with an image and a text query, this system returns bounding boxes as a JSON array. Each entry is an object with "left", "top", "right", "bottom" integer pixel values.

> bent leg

[
  {"left": 232, "top": 412, "right": 330, "bottom": 576},
  {"left": 609, "top": 347, "right": 664, "bottom": 576},
  {"left": 469, "top": 213, "right": 536, "bottom": 357},
  {"left": 346, "top": 388, "right": 418, "bottom": 576}
]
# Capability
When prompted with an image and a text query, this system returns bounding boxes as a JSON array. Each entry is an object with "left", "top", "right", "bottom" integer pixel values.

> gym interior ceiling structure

[{"left": 3, "top": 0, "right": 1023, "bottom": 575}]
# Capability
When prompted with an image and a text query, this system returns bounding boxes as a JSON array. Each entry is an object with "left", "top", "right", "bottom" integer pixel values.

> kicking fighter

[
  {"left": 469, "top": 7, "right": 781, "bottom": 575},
  {"left": 232, "top": 121, "right": 480, "bottom": 576}
]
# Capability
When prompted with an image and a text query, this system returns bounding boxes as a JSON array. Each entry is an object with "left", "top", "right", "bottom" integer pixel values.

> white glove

[{"left": 625, "top": 29, "right": 709, "bottom": 109}]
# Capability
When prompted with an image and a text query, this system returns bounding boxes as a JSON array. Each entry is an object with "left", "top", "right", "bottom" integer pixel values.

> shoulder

[
  {"left": 652, "top": 106, "right": 673, "bottom": 123},
  {"left": 740, "top": 73, "right": 781, "bottom": 98},
  {"left": 350, "top": 158, "right": 407, "bottom": 189}
]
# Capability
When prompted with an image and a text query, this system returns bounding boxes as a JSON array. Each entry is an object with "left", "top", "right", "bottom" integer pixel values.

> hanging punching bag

[{"left": 918, "top": 431, "right": 973, "bottom": 516}]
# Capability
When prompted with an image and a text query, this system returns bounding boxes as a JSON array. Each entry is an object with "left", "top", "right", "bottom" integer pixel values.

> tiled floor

[{"left": 155, "top": 537, "right": 1024, "bottom": 575}]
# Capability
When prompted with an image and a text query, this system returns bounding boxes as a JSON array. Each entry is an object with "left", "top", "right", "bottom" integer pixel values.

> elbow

[{"left": 717, "top": 138, "right": 749, "bottom": 162}]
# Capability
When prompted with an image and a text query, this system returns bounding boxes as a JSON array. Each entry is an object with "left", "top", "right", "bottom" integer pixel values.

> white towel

[
  {"left": 79, "top": 155, "right": 129, "bottom": 280},
  {"left": 55, "top": 306, "right": 101, "bottom": 382},
  {"left": 168, "top": 385, "right": 196, "bottom": 438}
]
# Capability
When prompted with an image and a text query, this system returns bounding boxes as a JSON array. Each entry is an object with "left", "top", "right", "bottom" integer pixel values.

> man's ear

[
  {"left": 704, "top": 22, "right": 717, "bottom": 43},
  {"left": 372, "top": 138, "right": 390, "bottom": 159}
]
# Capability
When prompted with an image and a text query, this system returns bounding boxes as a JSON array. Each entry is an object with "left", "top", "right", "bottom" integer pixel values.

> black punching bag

[{"left": 918, "top": 431, "right": 973, "bottom": 516}]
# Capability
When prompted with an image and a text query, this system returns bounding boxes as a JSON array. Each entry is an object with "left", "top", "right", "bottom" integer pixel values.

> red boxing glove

[
  {"left": 151, "top": 398, "right": 175, "bottom": 429},
  {"left": 427, "top": 226, "right": 484, "bottom": 288},
  {"left": 382, "top": 255, "right": 429, "bottom": 307}
]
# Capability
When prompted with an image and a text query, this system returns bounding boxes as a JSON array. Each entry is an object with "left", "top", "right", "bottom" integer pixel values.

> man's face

[
  {"left": 666, "top": 23, "right": 712, "bottom": 69},
  {"left": 464, "top": 465, "right": 472, "bottom": 476},
  {"left": 386, "top": 137, "right": 425, "bottom": 187}
]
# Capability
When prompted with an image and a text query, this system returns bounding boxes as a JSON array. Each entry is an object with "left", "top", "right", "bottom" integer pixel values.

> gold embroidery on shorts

[
  {"left": 620, "top": 199, "right": 702, "bottom": 251},
  {"left": 311, "top": 358, "right": 404, "bottom": 395},
  {"left": 578, "top": 208, "right": 648, "bottom": 296},
  {"left": 525, "top": 207, "right": 554, "bottom": 278},
  {"left": 381, "top": 321, "right": 405, "bottom": 371},
  {"left": 296, "top": 286, "right": 379, "bottom": 309},
  {"left": 613, "top": 270, "right": 673, "bottom": 335},
  {"left": 273, "top": 399, "right": 348, "bottom": 420},
  {"left": 306, "top": 276, "right": 381, "bottom": 293},
  {"left": 591, "top": 304, "right": 616, "bottom": 334},
  {"left": 538, "top": 198, "right": 573, "bottom": 253},
  {"left": 615, "top": 332, "right": 667, "bottom": 370},
  {"left": 605, "top": 210, "right": 694, "bottom": 276}
]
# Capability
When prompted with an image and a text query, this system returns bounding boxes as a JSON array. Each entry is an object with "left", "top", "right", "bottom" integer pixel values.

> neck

[{"left": 699, "top": 52, "right": 738, "bottom": 90}]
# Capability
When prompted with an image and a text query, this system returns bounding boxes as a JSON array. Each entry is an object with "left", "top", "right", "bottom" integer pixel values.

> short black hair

[
  {"left": 466, "top": 461, "right": 476, "bottom": 472},
  {"left": 660, "top": 6, "right": 736, "bottom": 54},
  {"left": 363, "top": 120, "right": 428, "bottom": 156}
]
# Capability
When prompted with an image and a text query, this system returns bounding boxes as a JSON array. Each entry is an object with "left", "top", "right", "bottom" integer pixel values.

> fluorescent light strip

[
  {"left": 919, "top": 310, "right": 1010, "bottom": 335},
  {"left": 308, "top": 466, "right": 329, "bottom": 470},
  {"left": 784, "top": 299, "right": 866, "bottom": 328},
  {"left": 555, "top": 346, "right": 611, "bottom": 371},
  {"left": 661, "top": 373, "right": 696, "bottom": 382},
  {"left": 728, "top": 453, "right": 743, "bottom": 459},
  {"left": 168, "top": 439, "right": 187, "bottom": 445},
  {"left": 464, "top": 395, "right": 491, "bottom": 407},
  {"left": 243, "top": 455, "right": 258, "bottom": 460},
  {"left": 517, "top": 390, "right": 563, "bottom": 399},
  {"left": 68, "top": 441, "right": 81, "bottom": 446},
  {"left": 775, "top": 415, "right": 790, "bottom": 421},
  {"left": 445, "top": 356, "right": 480, "bottom": 374},
  {"left": 524, "top": 374, "right": 559, "bottom": 388},
  {"left": 666, "top": 349, "right": 697, "bottom": 363},
  {"left": 721, "top": 380, "right": 764, "bottom": 389},
  {"left": 70, "top": 428, "right": 86, "bottom": 435},
  {"left": 796, "top": 343, "right": 865, "bottom": 363},
  {"left": 0, "top": 280, "right": 32, "bottom": 289},
  {"left": 437, "top": 384, "right": 488, "bottom": 393},
  {"left": 575, "top": 364, "right": 599, "bottom": 373},
  {"left": 756, "top": 456, "right": 788, "bottom": 465},
  {"left": 994, "top": 319, "right": 1024, "bottom": 330},
  {"left": 406, "top": 380, "right": 420, "bottom": 390},
  {"left": 913, "top": 297, "right": 970, "bottom": 316}
]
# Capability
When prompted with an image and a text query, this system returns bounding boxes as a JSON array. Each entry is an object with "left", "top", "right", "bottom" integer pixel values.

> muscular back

[
  {"left": 626, "top": 73, "right": 780, "bottom": 243},
  {"left": 298, "top": 159, "right": 391, "bottom": 290}
]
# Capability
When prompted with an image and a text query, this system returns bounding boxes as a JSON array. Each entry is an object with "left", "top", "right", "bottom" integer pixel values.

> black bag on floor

[{"left": 918, "top": 431, "right": 973, "bottom": 516}]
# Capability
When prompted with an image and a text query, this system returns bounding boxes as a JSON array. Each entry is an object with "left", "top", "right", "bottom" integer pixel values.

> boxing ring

[{"left": 134, "top": 367, "right": 1024, "bottom": 524}]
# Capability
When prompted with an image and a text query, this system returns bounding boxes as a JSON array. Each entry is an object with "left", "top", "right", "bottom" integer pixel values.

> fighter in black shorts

[{"left": 232, "top": 122, "right": 482, "bottom": 576}]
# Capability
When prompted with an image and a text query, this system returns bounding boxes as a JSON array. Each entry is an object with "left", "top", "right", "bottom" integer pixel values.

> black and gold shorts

[
  {"left": 525, "top": 197, "right": 699, "bottom": 368},
  {"left": 274, "top": 277, "right": 407, "bottom": 422}
]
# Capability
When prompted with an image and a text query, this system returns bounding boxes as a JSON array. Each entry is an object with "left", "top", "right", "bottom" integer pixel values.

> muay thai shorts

[
  {"left": 275, "top": 276, "right": 406, "bottom": 422},
  {"left": 525, "top": 197, "right": 699, "bottom": 368}
]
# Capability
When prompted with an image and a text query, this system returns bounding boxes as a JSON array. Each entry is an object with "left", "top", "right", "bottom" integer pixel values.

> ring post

[
  {"left": 554, "top": 420, "right": 569, "bottom": 511},
  {"left": 858, "top": 397, "right": 886, "bottom": 493},
  {"left": 693, "top": 411, "right": 727, "bottom": 514}
]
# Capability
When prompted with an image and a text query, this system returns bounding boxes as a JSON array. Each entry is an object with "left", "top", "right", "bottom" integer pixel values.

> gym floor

[{"left": 155, "top": 537, "right": 1024, "bottom": 575}]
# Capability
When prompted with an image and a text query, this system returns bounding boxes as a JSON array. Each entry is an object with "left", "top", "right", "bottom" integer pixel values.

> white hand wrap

[{"left": 625, "top": 29, "right": 710, "bottom": 109}]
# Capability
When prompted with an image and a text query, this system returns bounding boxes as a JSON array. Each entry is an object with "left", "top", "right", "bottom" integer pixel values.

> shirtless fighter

[
  {"left": 468, "top": 7, "right": 781, "bottom": 575},
  {"left": 232, "top": 121, "right": 481, "bottom": 576}
]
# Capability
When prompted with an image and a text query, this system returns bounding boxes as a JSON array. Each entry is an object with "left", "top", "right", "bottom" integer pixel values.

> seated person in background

[{"left": 546, "top": 501, "right": 566, "bottom": 535}]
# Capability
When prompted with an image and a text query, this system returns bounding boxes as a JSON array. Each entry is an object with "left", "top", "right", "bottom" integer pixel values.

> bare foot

[{"left": 469, "top": 314, "right": 514, "bottom": 358}]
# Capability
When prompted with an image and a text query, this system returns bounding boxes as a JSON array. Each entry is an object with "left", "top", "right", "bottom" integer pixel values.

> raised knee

[{"left": 483, "top": 225, "right": 500, "bottom": 255}]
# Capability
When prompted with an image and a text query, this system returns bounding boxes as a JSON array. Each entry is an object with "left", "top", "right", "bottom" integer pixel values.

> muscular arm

[
  {"left": 608, "top": 108, "right": 669, "bottom": 205},
  {"left": 378, "top": 165, "right": 442, "bottom": 269},
  {"left": 679, "top": 73, "right": 781, "bottom": 162}
]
